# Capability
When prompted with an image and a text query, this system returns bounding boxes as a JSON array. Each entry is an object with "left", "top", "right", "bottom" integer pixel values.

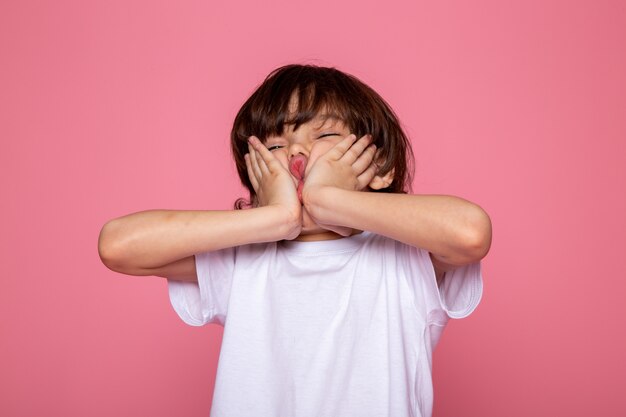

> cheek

[
  {"left": 272, "top": 151, "right": 289, "bottom": 168},
  {"left": 272, "top": 151, "right": 299, "bottom": 186},
  {"left": 306, "top": 140, "right": 339, "bottom": 171}
]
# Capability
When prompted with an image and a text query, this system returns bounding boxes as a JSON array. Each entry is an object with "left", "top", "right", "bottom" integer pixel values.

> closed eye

[{"left": 266, "top": 133, "right": 339, "bottom": 151}]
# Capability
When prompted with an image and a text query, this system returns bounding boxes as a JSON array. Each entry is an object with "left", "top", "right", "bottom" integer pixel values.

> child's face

[
  {"left": 264, "top": 115, "right": 351, "bottom": 182},
  {"left": 263, "top": 115, "right": 362, "bottom": 240}
]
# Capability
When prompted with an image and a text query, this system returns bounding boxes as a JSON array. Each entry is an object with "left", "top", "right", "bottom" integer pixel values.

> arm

[
  {"left": 98, "top": 207, "right": 299, "bottom": 277},
  {"left": 99, "top": 135, "right": 304, "bottom": 279},
  {"left": 304, "top": 188, "right": 492, "bottom": 267},
  {"left": 293, "top": 132, "right": 491, "bottom": 268}
]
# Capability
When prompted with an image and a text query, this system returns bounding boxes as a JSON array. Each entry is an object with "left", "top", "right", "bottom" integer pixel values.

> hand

[
  {"left": 301, "top": 133, "right": 379, "bottom": 235},
  {"left": 245, "top": 136, "right": 302, "bottom": 240},
  {"left": 302, "top": 133, "right": 379, "bottom": 195}
]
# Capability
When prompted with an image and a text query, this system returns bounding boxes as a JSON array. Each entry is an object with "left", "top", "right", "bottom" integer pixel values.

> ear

[{"left": 368, "top": 167, "right": 395, "bottom": 190}]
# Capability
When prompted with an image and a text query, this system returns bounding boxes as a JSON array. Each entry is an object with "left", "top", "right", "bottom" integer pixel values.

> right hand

[{"left": 245, "top": 136, "right": 302, "bottom": 239}]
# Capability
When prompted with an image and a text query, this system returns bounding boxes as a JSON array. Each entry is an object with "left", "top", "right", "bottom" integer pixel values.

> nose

[{"left": 287, "top": 140, "right": 310, "bottom": 160}]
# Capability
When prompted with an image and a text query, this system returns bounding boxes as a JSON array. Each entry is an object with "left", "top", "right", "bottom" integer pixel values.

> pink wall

[{"left": 1, "top": 0, "right": 625, "bottom": 416}]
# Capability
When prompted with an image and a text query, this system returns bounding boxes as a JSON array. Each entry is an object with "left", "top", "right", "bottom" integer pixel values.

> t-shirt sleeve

[
  {"left": 166, "top": 246, "right": 236, "bottom": 326},
  {"left": 399, "top": 242, "right": 483, "bottom": 321},
  {"left": 434, "top": 254, "right": 483, "bottom": 319}
]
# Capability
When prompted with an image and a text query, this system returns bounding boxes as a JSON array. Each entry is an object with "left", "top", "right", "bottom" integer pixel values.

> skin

[
  {"left": 245, "top": 116, "right": 387, "bottom": 241},
  {"left": 98, "top": 115, "right": 491, "bottom": 284},
  {"left": 246, "top": 116, "right": 492, "bottom": 282}
]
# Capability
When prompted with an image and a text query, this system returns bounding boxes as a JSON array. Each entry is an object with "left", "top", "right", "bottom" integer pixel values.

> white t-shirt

[{"left": 167, "top": 230, "right": 483, "bottom": 417}]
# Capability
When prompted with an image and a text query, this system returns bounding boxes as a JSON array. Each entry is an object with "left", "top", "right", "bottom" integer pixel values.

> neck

[{"left": 292, "top": 229, "right": 364, "bottom": 242}]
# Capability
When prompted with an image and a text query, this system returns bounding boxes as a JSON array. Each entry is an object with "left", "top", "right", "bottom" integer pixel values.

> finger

[
  {"left": 356, "top": 160, "right": 379, "bottom": 190},
  {"left": 244, "top": 153, "right": 259, "bottom": 191},
  {"left": 248, "top": 136, "right": 271, "bottom": 176},
  {"left": 324, "top": 134, "right": 359, "bottom": 160},
  {"left": 248, "top": 136, "right": 276, "bottom": 174},
  {"left": 352, "top": 143, "right": 377, "bottom": 174},
  {"left": 339, "top": 134, "right": 374, "bottom": 165},
  {"left": 248, "top": 141, "right": 264, "bottom": 180}
]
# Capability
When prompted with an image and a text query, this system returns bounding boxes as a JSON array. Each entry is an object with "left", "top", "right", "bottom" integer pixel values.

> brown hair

[{"left": 230, "top": 64, "right": 415, "bottom": 209}]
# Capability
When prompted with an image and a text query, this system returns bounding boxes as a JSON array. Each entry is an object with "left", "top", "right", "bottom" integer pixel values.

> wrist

[
  {"left": 255, "top": 204, "right": 301, "bottom": 241},
  {"left": 302, "top": 185, "right": 336, "bottom": 224},
  {"left": 268, "top": 204, "right": 302, "bottom": 241}
]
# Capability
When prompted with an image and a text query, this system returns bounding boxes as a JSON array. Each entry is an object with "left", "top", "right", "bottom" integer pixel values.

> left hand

[{"left": 301, "top": 133, "right": 379, "bottom": 235}]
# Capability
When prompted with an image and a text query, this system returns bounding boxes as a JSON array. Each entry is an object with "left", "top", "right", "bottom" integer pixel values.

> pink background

[{"left": 1, "top": 0, "right": 625, "bottom": 416}]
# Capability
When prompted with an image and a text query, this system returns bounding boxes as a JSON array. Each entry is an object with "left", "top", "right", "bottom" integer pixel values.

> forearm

[
  {"left": 98, "top": 207, "right": 297, "bottom": 270},
  {"left": 305, "top": 187, "right": 492, "bottom": 265}
]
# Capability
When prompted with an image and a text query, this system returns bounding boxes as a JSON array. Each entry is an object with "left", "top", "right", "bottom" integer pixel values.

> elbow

[
  {"left": 465, "top": 205, "right": 492, "bottom": 262},
  {"left": 98, "top": 219, "right": 126, "bottom": 272},
  {"left": 431, "top": 204, "right": 492, "bottom": 267}
]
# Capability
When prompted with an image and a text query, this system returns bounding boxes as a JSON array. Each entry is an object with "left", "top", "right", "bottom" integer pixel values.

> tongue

[
  {"left": 289, "top": 155, "right": 308, "bottom": 203},
  {"left": 289, "top": 155, "right": 307, "bottom": 180}
]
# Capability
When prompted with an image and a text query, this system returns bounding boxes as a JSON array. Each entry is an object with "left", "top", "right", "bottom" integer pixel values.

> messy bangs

[
  {"left": 230, "top": 64, "right": 415, "bottom": 209},
  {"left": 234, "top": 69, "right": 362, "bottom": 141}
]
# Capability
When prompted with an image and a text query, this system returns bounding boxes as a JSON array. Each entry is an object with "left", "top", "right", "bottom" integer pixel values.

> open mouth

[{"left": 289, "top": 155, "right": 308, "bottom": 204}]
